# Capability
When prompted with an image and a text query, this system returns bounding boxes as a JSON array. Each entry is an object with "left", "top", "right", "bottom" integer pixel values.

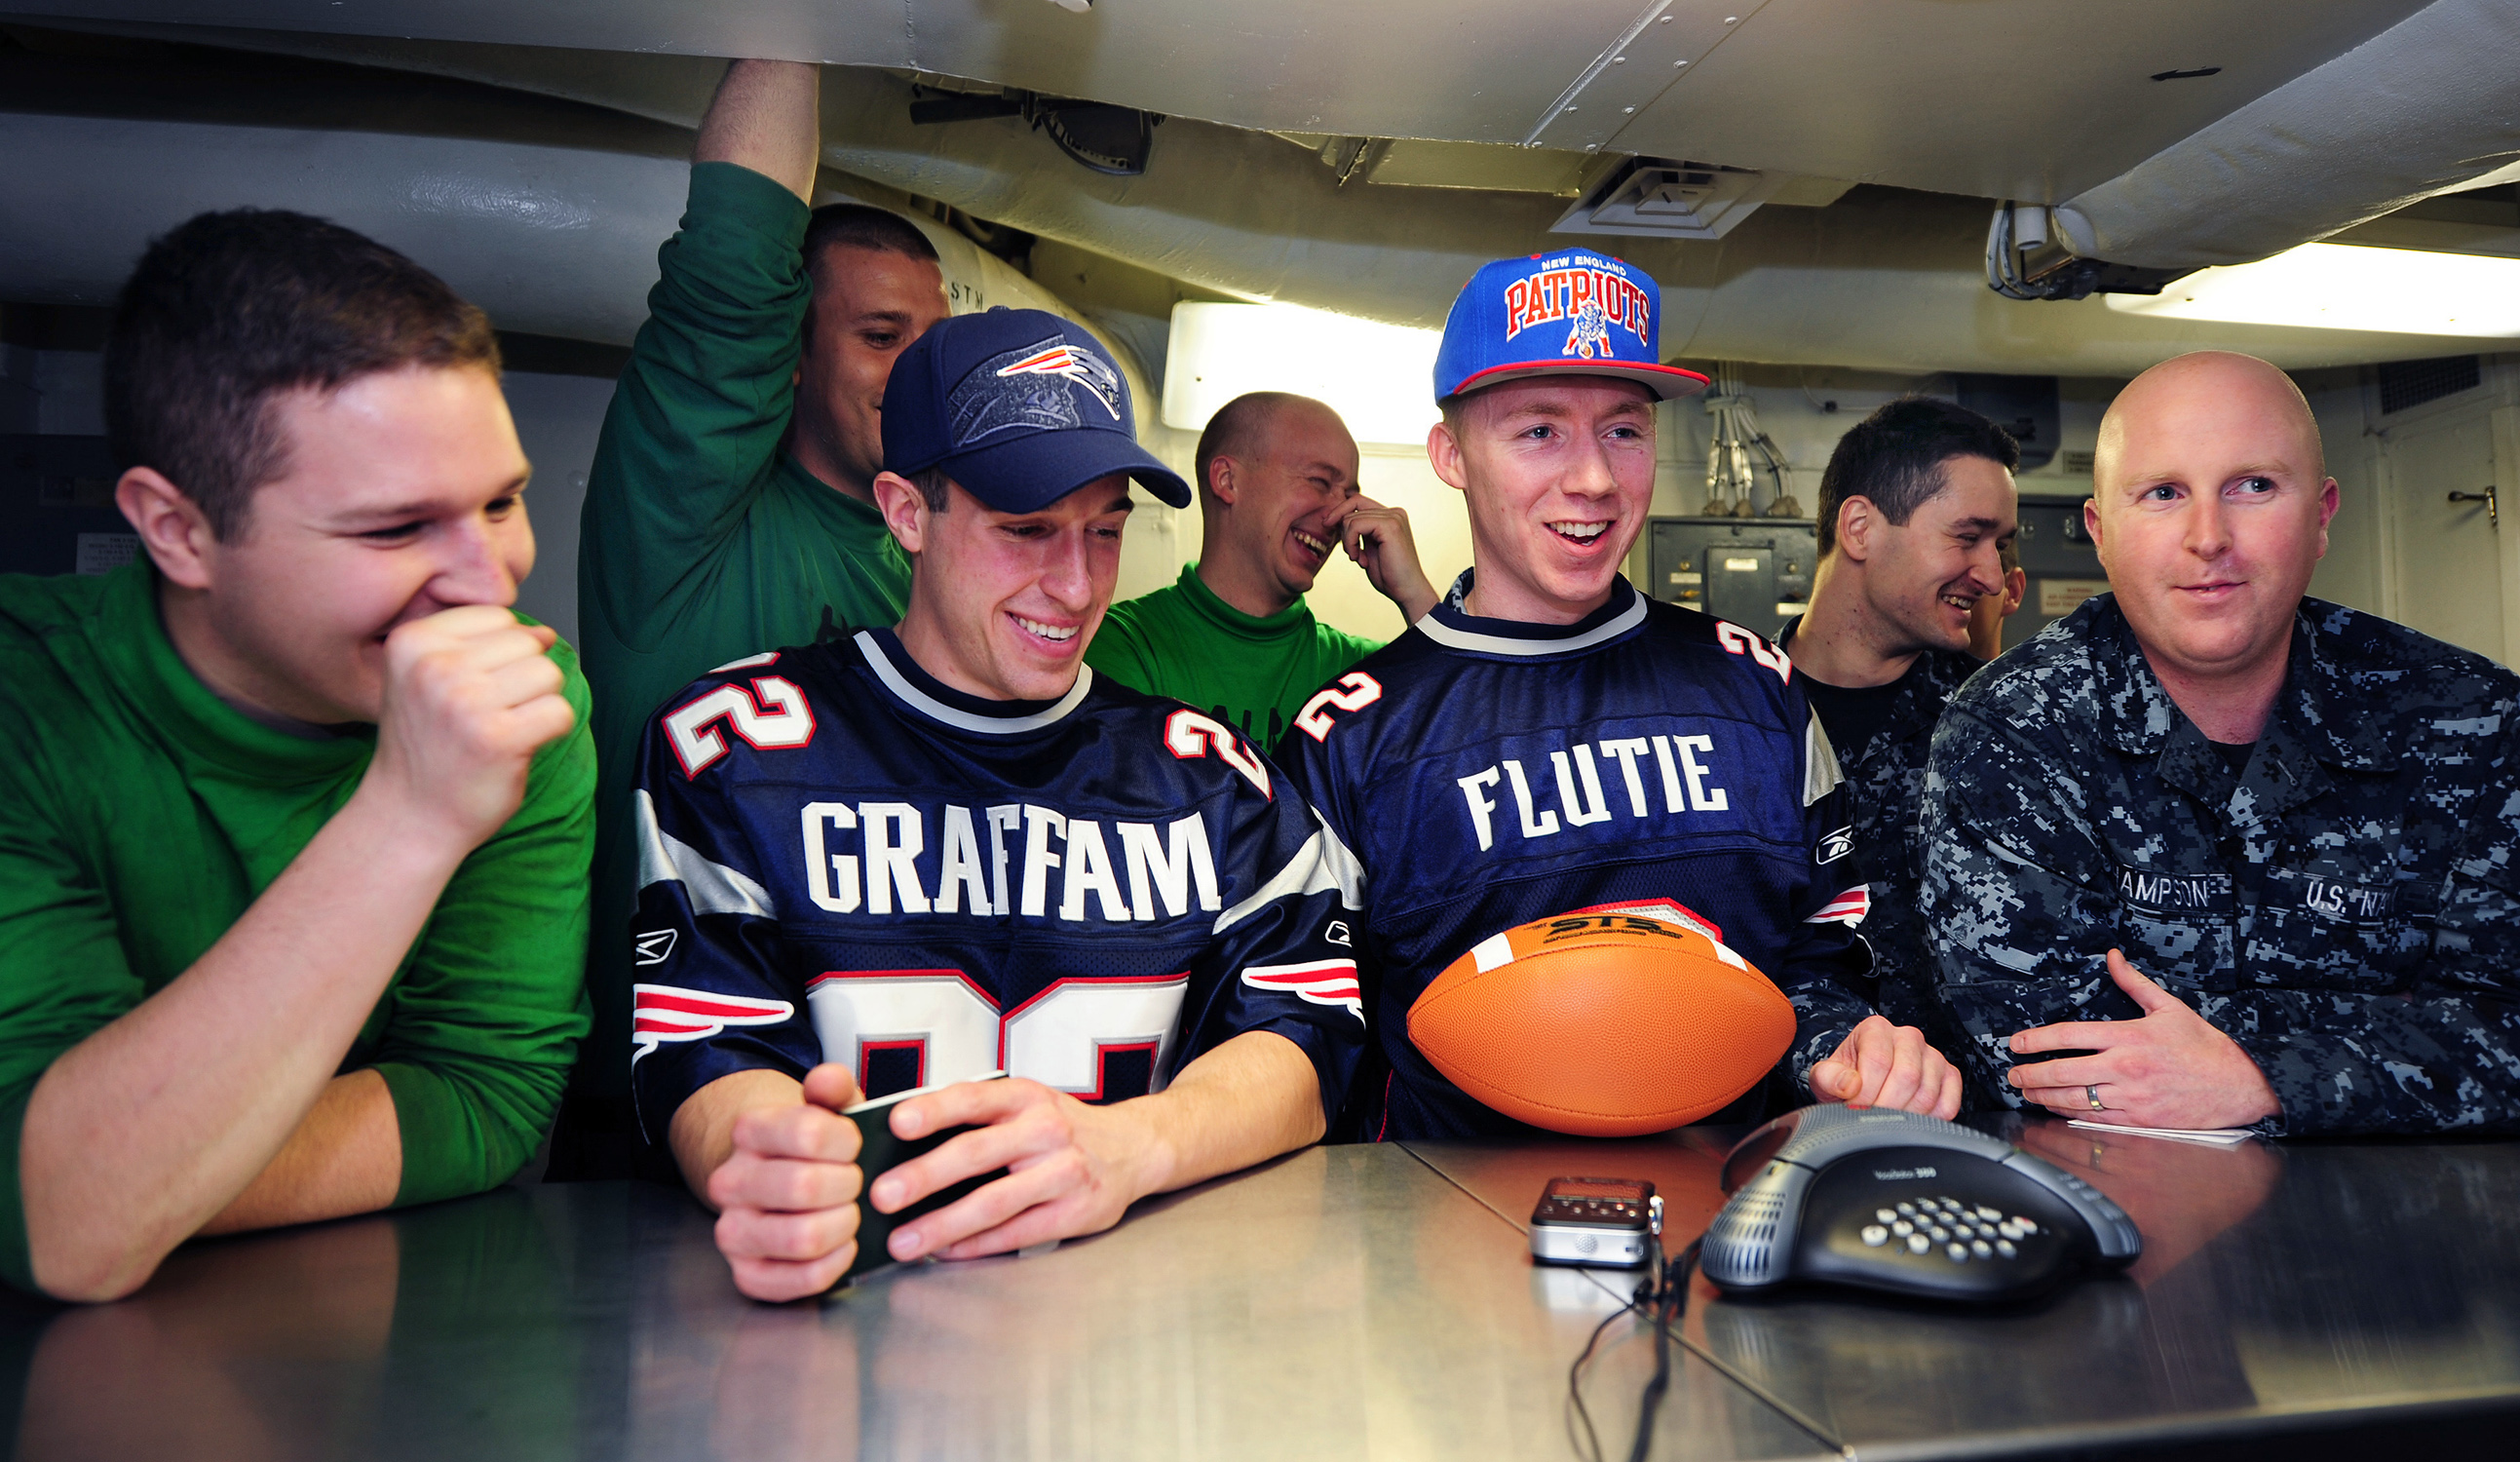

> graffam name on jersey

[
  {"left": 801, "top": 801, "right": 1221, "bottom": 923},
  {"left": 1502, "top": 261, "right": 1650, "bottom": 352},
  {"left": 1453, "top": 732, "right": 1737, "bottom": 852}
]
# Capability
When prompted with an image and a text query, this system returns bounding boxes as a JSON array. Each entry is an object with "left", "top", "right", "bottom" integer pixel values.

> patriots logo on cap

[
  {"left": 948, "top": 333, "right": 1125, "bottom": 449},
  {"left": 1566, "top": 298, "right": 1612, "bottom": 360},
  {"left": 1501, "top": 263, "right": 1652, "bottom": 356},
  {"left": 997, "top": 341, "right": 1124, "bottom": 419}
]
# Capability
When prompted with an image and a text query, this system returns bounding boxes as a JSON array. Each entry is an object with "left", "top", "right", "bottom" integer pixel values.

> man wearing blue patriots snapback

[
  {"left": 1278, "top": 250, "right": 1965, "bottom": 1140},
  {"left": 627, "top": 307, "right": 1369, "bottom": 1299}
]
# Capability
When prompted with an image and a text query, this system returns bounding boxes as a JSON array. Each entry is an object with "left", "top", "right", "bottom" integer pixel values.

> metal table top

[
  {"left": 3, "top": 1123, "right": 2515, "bottom": 1460},
  {"left": 0, "top": 1145, "right": 1822, "bottom": 1462},
  {"left": 1406, "top": 1118, "right": 2520, "bottom": 1460}
]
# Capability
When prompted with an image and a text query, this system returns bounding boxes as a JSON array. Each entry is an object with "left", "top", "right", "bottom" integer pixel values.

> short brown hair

[
  {"left": 803, "top": 204, "right": 939, "bottom": 278},
  {"left": 1814, "top": 397, "right": 2020, "bottom": 558},
  {"left": 104, "top": 209, "right": 499, "bottom": 540}
]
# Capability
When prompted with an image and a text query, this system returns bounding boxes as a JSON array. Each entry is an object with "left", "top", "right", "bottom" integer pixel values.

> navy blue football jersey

[
  {"left": 1278, "top": 574, "right": 1876, "bottom": 1141},
  {"left": 628, "top": 629, "right": 1367, "bottom": 1143}
]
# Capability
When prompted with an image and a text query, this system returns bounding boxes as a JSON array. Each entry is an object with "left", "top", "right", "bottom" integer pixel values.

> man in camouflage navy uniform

[
  {"left": 1777, "top": 399, "right": 2017, "bottom": 1039},
  {"left": 1921, "top": 351, "right": 2520, "bottom": 1135}
]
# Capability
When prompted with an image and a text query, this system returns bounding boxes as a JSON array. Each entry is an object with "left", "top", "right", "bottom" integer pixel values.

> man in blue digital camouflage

[{"left": 1920, "top": 351, "right": 2520, "bottom": 1135}]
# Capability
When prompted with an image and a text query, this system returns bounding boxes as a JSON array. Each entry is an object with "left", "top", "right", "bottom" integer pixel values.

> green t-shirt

[
  {"left": 0, "top": 563, "right": 595, "bottom": 1292},
  {"left": 1087, "top": 563, "right": 1384, "bottom": 752},
  {"left": 573, "top": 162, "right": 912, "bottom": 1147}
]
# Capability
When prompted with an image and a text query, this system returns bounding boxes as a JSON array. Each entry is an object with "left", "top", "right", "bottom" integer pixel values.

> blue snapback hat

[
  {"left": 1432, "top": 249, "right": 1709, "bottom": 404},
  {"left": 882, "top": 307, "right": 1190, "bottom": 512}
]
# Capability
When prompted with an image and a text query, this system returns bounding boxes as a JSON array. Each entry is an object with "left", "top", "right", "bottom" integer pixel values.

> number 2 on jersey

[
  {"left": 806, "top": 970, "right": 1190, "bottom": 1101},
  {"left": 664, "top": 675, "right": 818, "bottom": 777},
  {"left": 1293, "top": 671, "right": 1384, "bottom": 742}
]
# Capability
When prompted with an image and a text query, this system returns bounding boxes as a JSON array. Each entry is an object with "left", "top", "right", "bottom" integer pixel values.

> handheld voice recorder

[{"left": 1530, "top": 1175, "right": 1658, "bottom": 1267}]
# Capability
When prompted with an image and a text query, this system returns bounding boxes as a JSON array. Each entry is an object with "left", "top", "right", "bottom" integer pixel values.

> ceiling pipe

[{"left": 2052, "top": 0, "right": 2520, "bottom": 270}]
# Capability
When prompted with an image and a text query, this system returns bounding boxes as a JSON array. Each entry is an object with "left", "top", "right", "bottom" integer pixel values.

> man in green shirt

[
  {"left": 1088, "top": 391, "right": 1437, "bottom": 750},
  {"left": 0, "top": 210, "right": 593, "bottom": 1300},
  {"left": 569, "top": 59, "right": 946, "bottom": 1174}
]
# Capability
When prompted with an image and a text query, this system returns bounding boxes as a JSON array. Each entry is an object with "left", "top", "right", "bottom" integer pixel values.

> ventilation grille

[
  {"left": 2379, "top": 356, "right": 2482, "bottom": 414},
  {"left": 1699, "top": 1188, "right": 1789, "bottom": 1284}
]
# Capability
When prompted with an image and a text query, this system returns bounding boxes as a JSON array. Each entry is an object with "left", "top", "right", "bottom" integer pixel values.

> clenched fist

[{"left": 361, "top": 605, "right": 576, "bottom": 852}]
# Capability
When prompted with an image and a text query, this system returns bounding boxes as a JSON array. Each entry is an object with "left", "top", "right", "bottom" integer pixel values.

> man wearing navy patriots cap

[
  {"left": 1279, "top": 250, "right": 1964, "bottom": 1140},
  {"left": 628, "top": 306, "right": 1368, "bottom": 1300}
]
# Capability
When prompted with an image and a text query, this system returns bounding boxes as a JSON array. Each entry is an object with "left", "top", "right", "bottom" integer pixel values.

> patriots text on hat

[{"left": 1432, "top": 247, "right": 1709, "bottom": 404}]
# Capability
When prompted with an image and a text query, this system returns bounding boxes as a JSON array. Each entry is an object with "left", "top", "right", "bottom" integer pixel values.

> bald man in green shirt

[{"left": 1089, "top": 392, "right": 1438, "bottom": 750}]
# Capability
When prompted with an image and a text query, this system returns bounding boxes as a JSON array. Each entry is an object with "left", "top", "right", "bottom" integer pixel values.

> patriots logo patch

[
  {"left": 1241, "top": 958, "right": 1364, "bottom": 1022},
  {"left": 1805, "top": 886, "right": 1871, "bottom": 927},
  {"left": 631, "top": 983, "right": 794, "bottom": 1062}
]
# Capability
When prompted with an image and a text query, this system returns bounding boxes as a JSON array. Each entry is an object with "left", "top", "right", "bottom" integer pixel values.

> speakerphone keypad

[{"left": 1858, "top": 1196, "right": 2039, "bottom": 1263}]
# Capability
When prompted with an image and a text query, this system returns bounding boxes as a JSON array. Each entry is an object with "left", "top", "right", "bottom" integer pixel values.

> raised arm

[
  {"left": 579, "top": 59, "right": 827, "bottom": 642},
  {"left": 694, "top": 59, "right": 820, "bottom": 204}
]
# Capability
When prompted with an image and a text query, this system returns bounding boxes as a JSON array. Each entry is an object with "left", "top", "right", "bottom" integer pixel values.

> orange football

[{"left": 1408, "top": 901, "right": 1796, "bottom": 1136}]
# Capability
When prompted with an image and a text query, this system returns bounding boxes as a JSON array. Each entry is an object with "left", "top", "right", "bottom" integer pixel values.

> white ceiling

[
  {"left": 3, "top": 2, "right": 2514, "bottom": 375},
  {"left": 6, "top": 0, "right": 2432, "bottom": 202}
]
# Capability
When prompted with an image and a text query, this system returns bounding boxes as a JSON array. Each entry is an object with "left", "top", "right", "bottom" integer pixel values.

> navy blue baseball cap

[
  {"left": 881, "top": 307, "right": 1190, "bottom": 512},
  {"left": 1432, "top": 249, "right": 1709, "bottom": 404}
]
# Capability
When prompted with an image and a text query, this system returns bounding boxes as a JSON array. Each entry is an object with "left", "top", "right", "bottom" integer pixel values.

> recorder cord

[{"left": 1566, "top": 1234, "right": 1703, "bottom": 1462}]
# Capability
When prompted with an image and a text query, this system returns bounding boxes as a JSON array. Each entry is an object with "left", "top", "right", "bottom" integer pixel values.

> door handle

[{"left": 2448, "top": 486, "right": 2498, "bottom": 527}]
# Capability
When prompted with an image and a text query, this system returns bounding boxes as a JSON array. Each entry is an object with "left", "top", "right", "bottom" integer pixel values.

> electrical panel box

[
  {"left": 1642, "top": 517, "right": 1818, "bottom": 640},
  {"left": 2006, "top": 494, "right": 2108, "bottom": 651},
  {"left": 2, "top": 435, "right": 134, "bottom": 578}
]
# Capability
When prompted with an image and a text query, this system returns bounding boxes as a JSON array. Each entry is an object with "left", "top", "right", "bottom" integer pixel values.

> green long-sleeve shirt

[
  {"left": 573, "top": 163, "right": 912, "bottom": 1154},
  {"left": 0, "top": 563, "right": 595, "bottom": 1292},
  {"left": 1087, "top": 563, "right": 1383, "bottom": 753}
]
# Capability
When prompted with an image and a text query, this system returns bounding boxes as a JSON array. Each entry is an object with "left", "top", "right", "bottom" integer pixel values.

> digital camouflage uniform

[
  {"left": 1920, "top": 594, "right": 2520, "bottom": 1135},
  {"left": 1776, "top": 616, "right": 1982, "bottom": 1037}
]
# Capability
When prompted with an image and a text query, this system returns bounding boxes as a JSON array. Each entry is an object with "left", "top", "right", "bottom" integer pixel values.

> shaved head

[
  {"left": 1191, "top": 390, "right": 1362, "bottom": 614},
  {"left": 2096, "top": 351, "right": 2324, "bottom": 489},
  {"left": 1196, "top": 392, "right": 1341, "bottom": 504},
  {"left": 2084, "top": 350, "right": 2339, "bottom": 736}
]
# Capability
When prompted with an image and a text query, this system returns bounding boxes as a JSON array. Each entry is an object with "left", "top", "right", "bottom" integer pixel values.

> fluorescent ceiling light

[
  {"left": 2105, "top": 243, "right": 2520, "bottom": 337},
  {"left": 1164, "top": 301, "right": 1443, "bottom": 445}
]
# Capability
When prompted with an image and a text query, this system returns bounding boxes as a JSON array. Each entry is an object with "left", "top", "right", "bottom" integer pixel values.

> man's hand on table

[
  {"left": 706, "top": 1068, "right": 1170, "bottom": 1298},
  {"left": 1809, "top": 1014, "right": 1965, "bottom": 1119},
  {"left": 871, "top": 1077, "right": 1166, "bottom": 1263},
  {"left": 2005, "top": 948, "right": 2280, "bottom": 1130},
  {"left": 707, "top": 1065, "right": 866, "bottom": 1302}
]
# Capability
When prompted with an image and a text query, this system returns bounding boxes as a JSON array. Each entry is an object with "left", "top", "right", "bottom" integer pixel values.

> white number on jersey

[
  {"left": 664, "top": 675, "right": 818, "bottom": 777},
  {"left": 1713, "top": 623, "right": 1793, "bottom": 685},
  {"left": 1164, "top": 709, "right": 1272, "bottom": 799},
  {"left": 806, "top": 970, "right": 1190, "bottom": 1099},
  {"left": 1293, "top": 671, "right": 1385, "bottom": 743}
]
